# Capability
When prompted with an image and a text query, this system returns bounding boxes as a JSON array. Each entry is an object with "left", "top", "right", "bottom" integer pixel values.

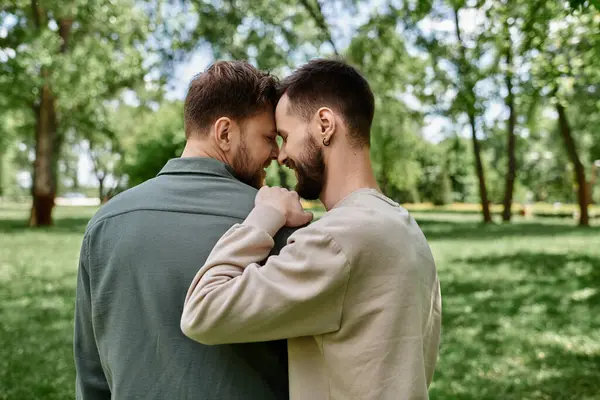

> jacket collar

[{"left": 157, "top": 157, "right": 237, "bottom": 180}]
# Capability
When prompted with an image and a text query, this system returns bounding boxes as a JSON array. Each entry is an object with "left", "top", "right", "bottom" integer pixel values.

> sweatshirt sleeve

[{"left": 181, "top": 204, "right": 350, "bottom": 345}]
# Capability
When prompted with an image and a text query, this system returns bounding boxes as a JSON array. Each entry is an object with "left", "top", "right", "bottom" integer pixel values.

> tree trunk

[
  {"left": 0, "top": 148, "right": 5, "bottom": 198},
  {"left": 556, "top": 102, "right": 589, "bottom": 226},
  {"left": 502, "top": 38, "right": 517, "bottom": 222},
  {"left": 98, "top": 176, "right": 105, "bottom": 203},
  {"left": 451, "top": 6, "right": 491, "bottom": 223},
  {"left": 29, "top": 84, "right": 58, "bottom": 226},
  {"left": 469, "top": 113, "right": 493, "bottom": 223},
  {"left": 73, "top": 170, "right": 80, "bottom": 190},
  {"left": 105, "top": 175, "right": 123, "bottom": 202},
  {"left": 589, "top": 163, "right": 597, "bottom": 205},
  {"left": 28, "top": 3, "right": 73, "bottom": 226}
]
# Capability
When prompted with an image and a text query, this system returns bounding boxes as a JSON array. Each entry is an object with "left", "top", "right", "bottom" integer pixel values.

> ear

[
  {"left": 316, "top": 107, "right": 336, "bottom": 145},
  {"left": 212, "top": 117, "right": 235, "bottom": 151}
]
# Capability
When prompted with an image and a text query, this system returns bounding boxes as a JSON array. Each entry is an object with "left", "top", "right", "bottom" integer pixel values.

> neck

[
  {"left": 320, "top": 147, "right": 380, "bottom": 210},
  {"left": 181, "top": 137, "right": 227, "bottom": 164}
]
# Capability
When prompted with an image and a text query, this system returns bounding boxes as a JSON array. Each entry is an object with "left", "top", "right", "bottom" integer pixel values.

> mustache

[{"left": 283, "top": 159, "right": 296, "bottom": 170}]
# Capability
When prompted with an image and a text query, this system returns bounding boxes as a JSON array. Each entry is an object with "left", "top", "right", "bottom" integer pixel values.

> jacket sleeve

[
  {"left": 74, "top": 236, "right": 111, "bottom": 399},
  {"left": 181, "top": 205, "right": 350, "bottom": 345}
]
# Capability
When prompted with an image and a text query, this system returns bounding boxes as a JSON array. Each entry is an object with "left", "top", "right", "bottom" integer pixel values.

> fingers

[
  {"left": 285, "top": 210, "right": 314, "bottom": 228},
  {"left": 303, "top": 211, "right": 314, "bottom": 224},
  {"left": 255, "top": 186, "right": 314, "bottom": 227}
]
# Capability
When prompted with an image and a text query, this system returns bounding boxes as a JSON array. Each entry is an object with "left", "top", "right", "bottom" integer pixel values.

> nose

[
  {"left": 277, "top": 147, "right": 288, "bottom": 165},
  {"left": 270, "top": 143, "right": 279, "bottom": 161}
]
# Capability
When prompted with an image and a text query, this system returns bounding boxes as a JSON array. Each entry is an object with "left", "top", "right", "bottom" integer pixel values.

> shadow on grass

[
  {"left": 415, "top": 218, "right": 599, "bottom": 241},
  {"left": 525, "top": 345, "right": 600, "bottom": 399},
  {"left": 0, "top": 217, "right": 90, "bottom": 234},
  {"left": 433, "top": 344, "right": 600, "bottom": 400},
  {"left": 433, "top": 251, "right": 600, "bottom": 399},
  {"left": 456, "top": 252, "right": 600, "bottom": 306}
]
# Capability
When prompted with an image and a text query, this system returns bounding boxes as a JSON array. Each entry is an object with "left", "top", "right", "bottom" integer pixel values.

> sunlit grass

[
  {"left": 0, "top": 206, "right": 90, "bottom": 399},
  {"left": 414, "top": 212, "right": 600, "bottom": 399},
  {"left": 0, "top": 204, "right": 598, "bottom": 399}
]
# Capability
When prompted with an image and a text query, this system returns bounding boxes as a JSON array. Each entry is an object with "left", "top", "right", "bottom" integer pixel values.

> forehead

[
  {"left": 275, "top": 94, "right": 303, "bottom": 129},
  {"left": 245, "top": 109, "right": 275, "bottom": 131},
  {"left": 275, "top": 94, "right": 291, "bottom": 120}
]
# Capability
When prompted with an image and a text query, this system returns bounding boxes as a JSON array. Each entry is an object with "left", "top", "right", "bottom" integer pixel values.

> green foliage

[
  {"left": 529, "top": 6, "right": 600, "bottom": 157},
  {"left": 114, "top": 101, "right": 186, "bottom": 187},
  {"left": 432, "top": 168, "right": 453, "bottom": 206},
  {"left": 0, "top": 0, "right": 153, "bottom": 210},
  {"left": 441, "top": 137, "right": 479, "bottom": 203},
  {"left": 1, "top": 0, "right": 598, "bottom": 217},
  {"left": 346, "top": 11, "right": 427, "bottom": 202},
  {"left": 369, "top": 102, "right": 424, "bottom": 202},
  {"left": 0, "top": 109, "right": 32, "bottom": 198},
  {"left": 162, "top": 0, "right": 354, "bottom": 73},
  {"left": 265, "top": 145, "right": 297, "bottom": 190},
  {"left": 0, "top": 0, "right": 150, "bottom": 120}
]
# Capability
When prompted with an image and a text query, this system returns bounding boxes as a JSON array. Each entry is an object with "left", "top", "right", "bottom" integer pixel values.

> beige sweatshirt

[{"left": 181, "top": 189, "right": 442, "bottom": 400}]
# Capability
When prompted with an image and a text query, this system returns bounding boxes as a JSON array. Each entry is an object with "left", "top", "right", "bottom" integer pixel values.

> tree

[
  {"left": 114, "top": 101, "right": 186, "bottom": 187},
  {"left": 404, "top": 1, "right": 494, "bottom": 222},
  {"left": 499, "top": 4, "right": 518, "bottom": 221},
  {"left": 59, "top": 133, "right": 81, "bottom": 193},
  {"left": 161, "top": 0, "right": 354, "bottom": 76},
  {"left": 441, "top": 136, "right": 478, "bottom": 203},
  {"left": 484, "top": 0, "right": 557, "bottom": 220},
  {"left": 0, "top": 112, "right": 16, "bottom": 197},
  {"left": 432, "top": 167, "right": 453, "bottom": 206},
  {"left": 346, "top": 11, "right": 426, "bottom": 202},
  {"left": 449, "top": 4, "right": 492, "bottom": 223},
  {"left": 87, "top": 136, "right": 123, "bottom": 202},
  {"left": 530, "top": 5, "right": 600, "bottom": 225},
  {"left": 556, "top": 102, "right": 589, "bottom": 225},
  {"left": 0, "top": 1, "right": 149, "bottom": 225}
]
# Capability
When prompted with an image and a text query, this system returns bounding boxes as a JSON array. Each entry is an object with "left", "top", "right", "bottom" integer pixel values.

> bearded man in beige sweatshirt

[{"left": 181, "top": 59, "right": 442, "bottom": 400}]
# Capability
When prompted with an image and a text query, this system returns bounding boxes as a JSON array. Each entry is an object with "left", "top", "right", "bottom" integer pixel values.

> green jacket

[{"left": 74, "top": 157, "right": 293, "bottom": 399}]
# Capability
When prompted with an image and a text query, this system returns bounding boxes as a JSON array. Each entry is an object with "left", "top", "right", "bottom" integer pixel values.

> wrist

[{"left": 243, "top": 204, "right": 287, "bottom": 237}]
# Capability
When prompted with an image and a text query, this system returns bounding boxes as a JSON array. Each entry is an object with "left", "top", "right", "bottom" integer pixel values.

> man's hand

[{"left": 255, "top": 187, "right": 314, "bottom": 227}]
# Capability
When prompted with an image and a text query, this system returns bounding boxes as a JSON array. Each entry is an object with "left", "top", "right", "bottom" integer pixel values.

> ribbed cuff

[{"left": 243, "top": 204, "right": 286, "bottom": 237}]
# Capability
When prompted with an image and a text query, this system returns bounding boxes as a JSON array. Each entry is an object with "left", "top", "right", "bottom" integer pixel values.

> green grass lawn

[{"left": 0, "top": 204, "right": 598, "bottom": 399}]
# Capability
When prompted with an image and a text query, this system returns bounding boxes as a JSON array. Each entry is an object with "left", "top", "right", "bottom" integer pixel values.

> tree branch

[
  {"left": 31, "top": 0, "right": 43, "bottom": 29},
  {"left": 58, "top": 19, "right": 74, "bottom": 53},
  {"left": 298, "top": 0, "right": 339, "bottom": 55},
  {"left": 452, "top": 6, "right": 477, "bottom": 115},
  {"left": 519, "top": 0, "right": 546, "bottom": 53},
  {"left": 452, "top": 7, "right": 468, "bottom": 75}
]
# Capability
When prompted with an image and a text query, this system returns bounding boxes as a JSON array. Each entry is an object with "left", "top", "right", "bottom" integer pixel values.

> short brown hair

[
  {"left": 184, "top": 61, "right": 278, "bottom": 138},
  {"left": 278, "top": 58, "right": 375, "bottom": 147}
]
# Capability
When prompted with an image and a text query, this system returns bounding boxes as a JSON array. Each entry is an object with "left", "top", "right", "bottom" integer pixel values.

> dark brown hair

[
  {"left": 184, "top": 61, "right": 279, "bottom": 138},
  {"left": 278, "top": 58, "right": 375, "bottom": 147}
]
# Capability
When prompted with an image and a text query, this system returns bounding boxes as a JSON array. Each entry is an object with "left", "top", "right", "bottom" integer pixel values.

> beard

[
  {"left": 286, "top": 131, "right": 325, "bottom": 200},
  {"left": 232, "top": 137, "right": 265, "bottom": 189}
]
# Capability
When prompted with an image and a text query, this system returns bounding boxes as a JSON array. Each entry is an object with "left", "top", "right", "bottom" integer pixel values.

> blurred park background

[{"left": 1, "top": 0, "right": 599, "bottom": 399}]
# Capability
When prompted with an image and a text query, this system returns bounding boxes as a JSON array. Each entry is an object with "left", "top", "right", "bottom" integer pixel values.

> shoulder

[
  {"left": 85, "top": 179, "right": 158, "bottom": 234},
  {"left": 308, "top": 200, "right": 421, "bottom": 260}
]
